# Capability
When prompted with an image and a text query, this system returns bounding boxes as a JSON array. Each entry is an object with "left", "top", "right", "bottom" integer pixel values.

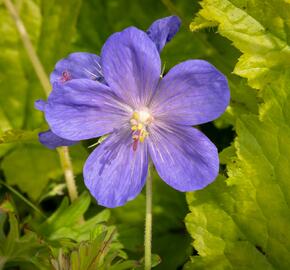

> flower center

[{"left": 130, "top": 108, "right": 153, "bottom": 151}]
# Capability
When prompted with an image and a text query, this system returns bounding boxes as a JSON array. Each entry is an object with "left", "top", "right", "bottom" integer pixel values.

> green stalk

[
  {"left": 144, "top": 165, "right": 153, "bottom": 270},
  {"left": 57, "top": 147, "right": 78, "bottom": 202},
  {"left": 0, "top": 180, "right": 46, "bottom": 218}
]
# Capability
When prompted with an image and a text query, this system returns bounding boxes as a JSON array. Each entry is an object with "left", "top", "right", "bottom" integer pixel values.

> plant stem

[
  {"left": 144, "top": 165, "right": 153, "bottom": 270},
  {"left": 57, "top": 147, "right": 78, "bottom": 202},
  {"left": 4, "top": 0, "right": 78, "bottom": 203},
  {"left": 0, "top": 180, "right": 46, "bottom": 217}
]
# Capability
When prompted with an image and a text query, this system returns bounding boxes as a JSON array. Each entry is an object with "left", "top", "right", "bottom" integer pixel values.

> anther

[
  {"left": 60, "top": 71, "right": 71, "bottom": 82},
  {"left": 130, "top": 109, "right": 152, "bottom": 151}
]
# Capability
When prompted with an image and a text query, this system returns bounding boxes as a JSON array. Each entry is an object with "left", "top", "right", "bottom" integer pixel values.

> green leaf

[
  {"left": 0, "top": 181, "right": 45, "bottom": 217},
  {"left": 37, "top": 0, "right": 82, "bottom": 72},
  {"left": 4, "top": 213, "right": 19, "bottom": 255},
  {"left": 0, "top": 0, "right": 41, "bottom": 156},
  {"left": 50, "top": 229, "right": 138, "bottom": 270},
  {"left": 0, "top": 212, "right": 48, "bottom": 269},
  {"left": 0, "top": 196, "right": 16, "bottom": 213},
  {"left": 38, "top": 192, "right": 90, "bottom": 239},
  {"left": 190, "top": 0, "right": 290, "bottom": 90},
  {"left": 1, "top": 144, "right": 62, "bottom": 200},
  {"left": 0, "top": 0, "right": 41, "bottom": 130},
  {"left": 138, "top": 254, "right": 161, "bottom": 268},
  {"left": 37, "top": 192, "right": 111, "bottom": 243},
  {"left": 0, "top": 129, "right": 39, "bottom": 144},
  {"left": 0, "top": 0, "right": 82, "bottom": 155},
  {"left": 186, "top": 0, "right": 290, "bottom": 269},
  {"left": 1, "top": 142, "right": 87, "bottom": 201}
]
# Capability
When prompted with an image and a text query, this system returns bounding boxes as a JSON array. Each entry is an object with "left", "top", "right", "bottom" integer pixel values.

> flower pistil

[{"left": 130, "top": 109, "right": 152, "bottom": 151}]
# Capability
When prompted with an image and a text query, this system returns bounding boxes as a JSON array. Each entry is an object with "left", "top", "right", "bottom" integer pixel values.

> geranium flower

[
  {"left": 37, "top": 17, "right": 230, "bottom": 208},
  {"left": 35, "top": 16, "right": 181, "bottom": 149}
]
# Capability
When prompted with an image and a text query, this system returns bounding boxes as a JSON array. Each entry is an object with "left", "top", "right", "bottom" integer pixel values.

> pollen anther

[{"left": 130, "top": 109, "right": 152, "bottom": 150}]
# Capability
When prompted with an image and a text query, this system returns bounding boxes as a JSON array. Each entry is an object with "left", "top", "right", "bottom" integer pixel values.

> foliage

[
  {"left": 185, "top": 0, "right": 290, "bottom": 269},
  {"left": 0, "top": 198, "right": 48, "bottom": 269},
  {"left": 0, "top": 193, "right": 136, "bottom": 270}
]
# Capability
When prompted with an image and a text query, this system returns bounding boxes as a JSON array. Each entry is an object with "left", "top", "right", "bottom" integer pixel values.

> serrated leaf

[
  {"left": 186, "top": 0, "right": 290, "bottom": 269},
  {"left": 191, "top": 0, "right": 290, "bottom": 90}
]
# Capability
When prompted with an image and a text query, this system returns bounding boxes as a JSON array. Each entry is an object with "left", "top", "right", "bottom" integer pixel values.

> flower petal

[
  {"left": 101, "top": 27, "right": 161, "bottom": 108},
  {"left": 148, "top": 124, "right": 219, "bottom": 191},
  {"left": 45, "top": 79, "right": 132, "bottom": 140},
  {"left": 84, "top": 128, "right": 148, "bottom": 208},
  {"left": 39, "top": 130, "right": 77, "bottom": 149},
  {"left": 147, "top": 16, "right": 181, "bottom": 52},
  {"left": 50, "top": 52, "right": 105, "bottom": 84},
  {"left": 34, "top": 99, "right": 47, "bottom": 111},
  {"left": 151, "top": 60, "right": 230, "bottom": 125}
]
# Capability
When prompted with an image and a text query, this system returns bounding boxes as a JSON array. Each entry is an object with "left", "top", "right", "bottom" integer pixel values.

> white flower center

[
  {"left": 138, "top": 110, "right": 151, "bottom": 123},
  {"left": 130, "top": 108, "right": 153, "bottom": 151}
]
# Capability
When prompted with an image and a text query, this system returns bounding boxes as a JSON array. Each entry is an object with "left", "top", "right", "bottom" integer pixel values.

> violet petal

[
  {"left": 39, "top": 130, "right": 77, "bottom": 149},
  {"left": 50, "top": 52, "right": 105, "bottom": 84},
  {"left": 148, "top": 124, "right": 219, "bottom": 191},
  {"left": 45, "top": 79, "right": 132, "bottom": 141},
  {"left": 147, "top": 16, "right": 181, "bottom": 52},
  {"left": 151, "top": 60, "right": 230, "bottom": 126},
  {"left": 101, "top": 27, "right": 161, "bottom": 108},
  {"left": 84, "top": 128, "right": 148, "bottom": 208}
]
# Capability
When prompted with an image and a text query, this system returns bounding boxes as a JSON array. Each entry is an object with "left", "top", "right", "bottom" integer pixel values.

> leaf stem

[
  {"left": 0, "top": 180, "right": 46, "bottom": 218},
  {"left": 4, "top": 0, "right": 79, "bottom": 203},
  {"left": 144, "top": 165, "right": 153, "bottom": 270}
]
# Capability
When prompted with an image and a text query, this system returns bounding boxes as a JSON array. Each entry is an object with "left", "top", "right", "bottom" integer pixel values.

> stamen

[
  {"left": 130, "top": 109, "right": 152, "bottom": 151},
  {"left": 60, "top": 71, "right": 71, "bottom": 82},
  {"left": 133, "top": 138, "right": 139, "bottom": 151},
  {"left": 130, "top": 119, "right": 138, "bottom": 126},
  {"left": 132, "top": 111, "right": 139, "bottom": 120},
  {"left": 83, "top": 67, "right": 100, "bottom": 80}
]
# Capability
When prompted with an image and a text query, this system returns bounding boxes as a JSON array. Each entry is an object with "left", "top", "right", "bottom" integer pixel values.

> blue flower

[
  {"left": 35, "top": 16, "right": 181, "bottom": 149},
  {"left": 35, "top": 99, "right": 77, "bottom": 149},
  {"left": 36, "top": 16, "right": 230, "bottom": 208}
]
